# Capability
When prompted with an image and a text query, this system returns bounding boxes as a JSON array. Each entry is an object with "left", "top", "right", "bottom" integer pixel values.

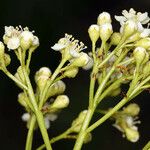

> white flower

[
  {"left": 3, "top": 26, "right": 39, "bottom": 50},
  {"left": 115, "top": 8, "right": 150, "bottom": 37},
  {"left": 97, "top": 12, "right": 111, "bottom": 25},
  {"left": 51, "top": 34, "right": 87, "bottom": 58}
]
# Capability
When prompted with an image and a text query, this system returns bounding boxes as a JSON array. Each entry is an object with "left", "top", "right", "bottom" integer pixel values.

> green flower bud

[
  {"left": 51, "top": 95, "right": 69, "bottom": 109},
  {"left": 99, "top": 23, "right": 113, "bottom": 42},
  {"left": 64, "top": 67, "right": 79, "bottom": 78},
  {"left": 18, "top": 92, "right": 30, "bottom": 111},
  {"left": 128, "top": 32, "right": 140, "bottom": 43},
  {"left": 110, "top": 87, "right": 121, "bottom": 97},
  {"left": 122, "top": 20, "right": 137, "bottom": 38},
  {"left": 133, "top": 47, "right": 147, "bottom": 66},
  {"left": 123, "top": 103, "right": 140, "bottom": 116},
  {"left": 143, "top": 62, "right": 150, "bottom": 77},
  {"left": 70, "top": 52, "right": 89, "bottom": 67},
  {"left": 35, "top": 67, "right": 51, "bottom": 91},
  {"left": 0, "top": 42, "right": 5, "bottom": 58},
  {"left": 97, "top": 12, "right": 111, "bottom": 25},
  {"left": 15, "top": 66, "right": 25, "bottom": 83},
  {"left": 110, "top": 32, "right": 121, "bottom": 45},
  {"left": 71, "top": 110, "right": 87, "bottom": 132},
  {"left": 124, "top": 127, "right": 139, "bottom": 143},
  {"left": 46, "top": 80, "right": 66, "bottom": 99},
  {"left": 83, "top": 133, "right": 92, "bottom": 144},
  {"left": 135, "top": 38, "right": 150, "bottom": 49},
  {"left": 4, "top": 53, "right": 11, "bottom": 67},
  {"left": 88, "top": 24, "right": 100, "bottom": 43},
  {"left": 20, "top": 31, "right": 34, "bottom": 50}
]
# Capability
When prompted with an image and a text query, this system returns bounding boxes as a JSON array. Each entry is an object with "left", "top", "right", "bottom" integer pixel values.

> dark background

[{"left": 0, "top": 0, "right": 150, "bottom": 149}]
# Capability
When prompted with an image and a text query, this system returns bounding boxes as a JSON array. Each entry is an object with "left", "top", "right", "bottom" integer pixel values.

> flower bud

[
  {"left": 133, "top": 47, "right": 146, "bottom": 66},
  {"left": 135, "top": 38, "right": 150, "bottom": 49},
  {"left": 18, "top": 92, "right": 29, "bottom": 111},
  {"left": 123, "top": 103, "right": 140, "bottom": 116},
  {"left": 64, "top": 67, "right": 79, "bottom": 78},
  {"left": 83, "top": 133, "right": 92, "bottom": 144},
  {"left": 124, "top": 127, "right": 139, "bottom": 142},
  {"left": 128, "top": 32, "right": 140, "bottom": 43},
  {"left": 88, "top": 24, "right": 100, "bottom": 43},
  {"left": 16, "top": 66, "right": 25, "bottom": 83},
  {"left": 35, "top": 67, "right": 51, "bottom": 91},
  {"left": 97, "top": 12, "right": 111, "bottom": 25},
  {"left": 3, "top": 54, "right": 11, "bottom": 67},
  {"left": 30, "top": 36, "right": 39, "bottom": 52},
  {"left": 122, "top": 20, "right": 137, "bottom": 38},
  {"left": 20, "top": 31, "right": 34, "bottom": 50},
  {"left": 82, "top": 56, "right": 93, "bottom": 70},
  {"left": 99, "top": 23, "right": 113, "bottom": 42},
  {"left": 143, "top": 61, "right": 150, "bottom": 77},
  {"left": 71, "top": 110, "right": 87, "bottom": 132},
  {"left": 110, "top": 32, "right": 121, "bottom": 45},
  {"left": 7, "top": 37, "right": 20, "bottom": 50},
  {"left": 110, "top": 87, "right": 121, "bottom": 97},
  {"left": 0, "top": 42, "right": 5, "bottom": 58},
  {"left": 70, "top": 52, "right": 89, "bottom": 67},
  {"left": 51, "top": 95, "right": 69, "bottom": 109},
  {"left": 46, "top": 80, "right": 66, "bottom": 99},
  {"left": 22, "top": 113, "right": 30, "bottom": 122}
]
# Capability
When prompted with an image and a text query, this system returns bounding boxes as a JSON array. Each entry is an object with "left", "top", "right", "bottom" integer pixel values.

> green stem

[
  {"left": 23, "top": 67, "right": 53, "bottom": 150},
  {"left": 39, "top": 58, "right": 67, "bottom": 108},
  {"left": 2, "top": 68, "right": 28, "bottom": 90},
  {"left": 25, "top": 115, "right": 36, "bottom": 150},
  {"left": 86, "top": 97, "right": 128, "bottom": 133},
  {"left": 26, "top": 50, "right": 33, "bottom": 71},
  {"left": 73, "top": 109, "right": 95, "bottom": 150},
  {"left": 143, "top": 141, "right": 150, "bottom": 150}
]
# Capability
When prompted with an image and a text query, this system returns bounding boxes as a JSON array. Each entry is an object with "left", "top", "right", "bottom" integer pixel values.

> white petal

[
  {"left": 51, "top": 43, "right": 66, "bottom": 51},
  {"left": 82, "top": 57, "right": 93, "bottom": 70},
  {"left": 46, "top": 114, "right": 58, "bottom": 121},
  {"left": 69, "top": 49, "right": 80, "bottom": 57},
  {"left": 138, "top": 12, "right": 149, "bottom": 24},
  {"left": 140, "top": 29, "right": 150, "bottom": 37},
  {"left": 22, "top": 113, "right": 30, "bottom": 122},
  {"left": 7, "top": 37, "right": 20, "bottom": 50},
  {"left": 115, "top": 16, "right": 126, "bottom": 24}
]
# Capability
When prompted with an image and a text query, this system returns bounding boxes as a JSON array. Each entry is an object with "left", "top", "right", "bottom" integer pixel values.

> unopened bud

[
  {"left": 82, "top": 56, "right": 93, "bottom": 70},
  {"left": 97, "top": 12, "right": 111, "bottom": 25},
  {"left": 51, "top": 95, "right": 69, "bottom": 109},
  {"left": 20, "top": 31, "right": 34, "bottom": 50},
  {"left": 143, "top": 62, "right": 150, "bottom": 77},
  {"left": 88, "top": 24, "right": 100, "bottom": 43},
  {"left": 71, "top": 52, "right": 89, "bottom": 67},
  {"left": 84, "top": 133, "right": 92, "bottom": 144},
  {"left": 133, "top": 47, "right": 147, "bottom": 66},
  {"left": 99, "top": 23, "right": 113, "bottom": 42},
  {"left": 18, "top": 92, "right": 29, "bottom": 110},
  {"left": 64, "top": 67, "right": 79, "bottom": 78},
  {"left": 0, "top": 42, "right": 5, "bottom": 58},
  {"left": 123, "top": 103, "right": 140, "bottom": 116},
  {"left": 124, "top": 127, "right": 139, "bottom": 142},
  {"left": 35, "top": 67, "right": 51, "bottom": 91},
  {"left": 71, "top": 110, "right": 87, "bottom": 132},
  {"left": 46, "top": 80, "right": 66, "bottom": 99},
  {"left": 110, "top": 87, "right": 121, "bottom": 97},
  {"left": 122, "top": 20, "right": 137, "bottom": 38},
  {"left": 135, "top": 38, "right": 150, "bottom": 49},
  {"left": 110, "top": 32, "right": 121, "bottom": 45},
  {"left": 4, "top": 53, "right": 11, "bottom": 67},
  {"left": 7, "top": 37, "right": 20, "bottom": 50}
]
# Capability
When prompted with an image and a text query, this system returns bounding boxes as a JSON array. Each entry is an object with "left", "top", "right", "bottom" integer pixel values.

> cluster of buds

[{"left": 112, "top": 103, "right": 140, "bottom": 142}]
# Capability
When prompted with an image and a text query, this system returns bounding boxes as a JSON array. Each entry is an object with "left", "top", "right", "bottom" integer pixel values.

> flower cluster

[
  {"left": 3, "top": 26, "right": 39, "bottom": 50},
  {"left": 112, "top": 103, "right": 140, "bottom": 142}
]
